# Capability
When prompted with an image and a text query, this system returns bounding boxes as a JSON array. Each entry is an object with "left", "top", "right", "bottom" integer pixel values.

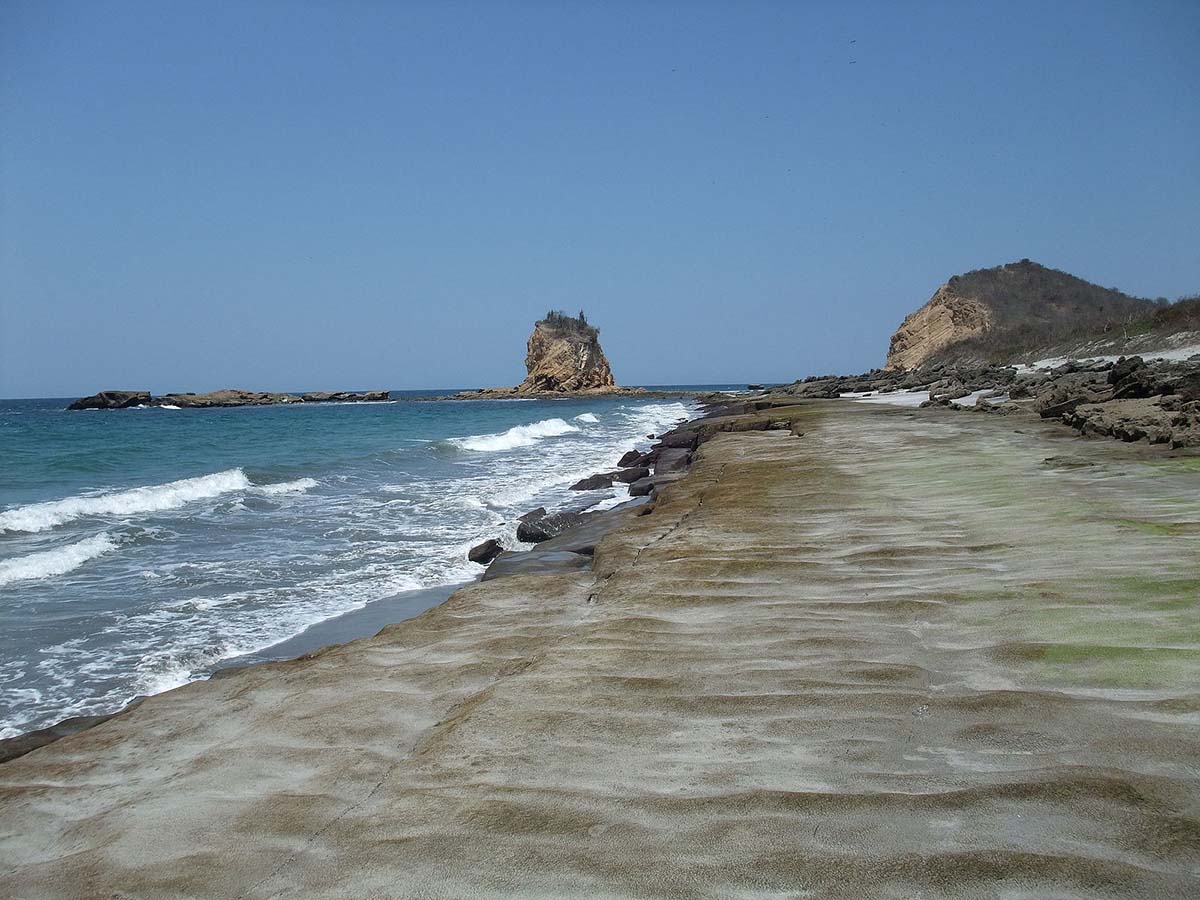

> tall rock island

[
  {"left": 453, "top": 310, "right": 645, "bottom": 398},
  {"left": 519, "top": 310, "right": 615, "bottom": 392}
]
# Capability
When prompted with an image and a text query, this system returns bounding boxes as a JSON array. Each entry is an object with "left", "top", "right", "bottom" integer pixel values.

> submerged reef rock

[{"left": 518, "top": 310, "right": 616, "bottom": 393}]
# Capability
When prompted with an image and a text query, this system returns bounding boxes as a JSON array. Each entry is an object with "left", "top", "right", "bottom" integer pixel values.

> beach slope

[{"left": 1, "top": 402, "right": 1198, "bottom": 898}]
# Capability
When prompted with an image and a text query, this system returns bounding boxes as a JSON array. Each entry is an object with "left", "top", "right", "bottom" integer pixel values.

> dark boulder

[
  {"left": 67, "top": 390, "right": 151, "bottom": 410},
  {"left": 616, "top": 450, "right": 643, "bottom": 467},
  {"left": 570, "top": 473, "right": 615, "bottom": 491},
  {"left": 468, "top": 539, "right": 504, "bottom": 565},
  {"left": 1107, "top": 356, "right": 1145, "bottom": 386},
  {"left": 516, "top": 508, "right": 586, "bottom": 543},
  {"left": 613, "top": 466, "right": 650, "bottom": 483},
  {"left": 1105, "top": 356, "right": 1170, "bottom": 400},
  {"left": 634, "top": 448, "right": 661, "bottom": 467}
]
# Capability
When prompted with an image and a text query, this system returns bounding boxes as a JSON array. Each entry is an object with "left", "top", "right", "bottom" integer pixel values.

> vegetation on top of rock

[
  {"left": 886, "top": 260, "right": 1197, "bottom": 369},
  {"left": 539, "top": 309, "right": 599, "bottom": 338}
]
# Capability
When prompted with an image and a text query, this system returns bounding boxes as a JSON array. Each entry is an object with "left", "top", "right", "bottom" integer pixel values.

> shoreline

[
  {"left": 3, "top": 389, "right": 1190, "bottom": 764},
  {"left": 0, "top": 397, "right": 728, "bottom": 762},
  {"left": 3, "top": 397, "right": 1196, "bottom": 896}
]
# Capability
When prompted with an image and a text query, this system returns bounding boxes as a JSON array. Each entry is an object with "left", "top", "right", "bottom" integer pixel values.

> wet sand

[{"left": 1, "top": 401, "right": 1197, "bottom": 898}]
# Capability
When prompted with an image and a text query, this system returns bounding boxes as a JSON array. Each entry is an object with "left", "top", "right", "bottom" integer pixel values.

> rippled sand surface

[{"left": 1, "top": 403, "right": 1197, "bottom": 898}]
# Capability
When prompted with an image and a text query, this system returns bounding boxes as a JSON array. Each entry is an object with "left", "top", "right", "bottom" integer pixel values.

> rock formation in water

[
  {"left": 451, "top": 310, "right": 642, "bottom": 398},
  {"left": 67, "top": 388, "right": 390, "bottom": 410},
  {"left": 67, "top": 391, "right": 153, "bottom": 410},
  {"left": 885, "top": 260, "right": 1158, "bottom": 370},
  {"left": 518, "top": 310, "right": 616, "bottom": 393}
]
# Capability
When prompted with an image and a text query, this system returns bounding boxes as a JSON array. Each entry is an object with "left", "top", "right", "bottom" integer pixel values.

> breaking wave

[
  {"left": 0, "top": 533, "right": 121, "bottom": 587},
  {"left": 254, "top": 477, "right": 319, "bottom": 496},
  {"left": 0, "top": 469, "right": 253, "bottom": 534},
  {"left": 448, "top": 417, "right": 579, "bottom": 452}
]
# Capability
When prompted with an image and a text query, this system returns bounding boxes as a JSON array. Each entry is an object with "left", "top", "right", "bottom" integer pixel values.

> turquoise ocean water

[{"left": 0, "top": 390, "right": 728, "bottom": 737}]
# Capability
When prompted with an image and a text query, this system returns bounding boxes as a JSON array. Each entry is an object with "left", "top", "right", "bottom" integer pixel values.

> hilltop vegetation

[
  {"left": 888, "top": 260, "right": 1196, "bottom": 368},
  {"left": 539, "top": 309, "right": 599, "bottom": 337}
]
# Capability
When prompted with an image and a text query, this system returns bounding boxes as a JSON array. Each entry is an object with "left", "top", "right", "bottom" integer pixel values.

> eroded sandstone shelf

[{"left": 2, "top": 403, "right": 1197, "bottom": 898}]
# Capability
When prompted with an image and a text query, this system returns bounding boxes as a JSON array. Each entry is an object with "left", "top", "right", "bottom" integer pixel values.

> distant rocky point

[
  {"left": 68, "top": 388, "right": 390, "bottom": 410},
  {"left": 453, "top": 310, "right": 653, "bottom": 399},
  {"left": 884, "top": 260, "right": 1189, "bottom": 369}
]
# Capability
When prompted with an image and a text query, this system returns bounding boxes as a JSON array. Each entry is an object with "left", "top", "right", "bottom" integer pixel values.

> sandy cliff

[
  {"left": 884, "top": 260, "right": 1160, "bottom": 370},
  {"left": 885, "top": 284, "right": 992, "bottom": 369}
]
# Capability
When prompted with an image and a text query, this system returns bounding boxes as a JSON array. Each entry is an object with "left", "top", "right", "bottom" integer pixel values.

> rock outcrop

[
  {"left": 68, "top": 389, "right": 390, "bottom": 410},
  {"left": 773, "top": 351, "right": 1200, "bottom": 447},
  {"left": 885, "top": 286, "right": 991, "bottom": 370},
  {"left": 449, "top": 310, "right": 652, "bottom": 399},
  {"left": 68, "top": 391, "right": 152, "bottom": 410},
  {"left": 518, "top": 310, "right": 615, "bottom": 393},
  {"left": 885, "top": 260, "right": 1158, "bottom": 370}
]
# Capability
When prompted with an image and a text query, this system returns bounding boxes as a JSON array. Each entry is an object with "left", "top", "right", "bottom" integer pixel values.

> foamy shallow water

[{"left": 0, "top": 392, "right": 710, "bottom": 737}]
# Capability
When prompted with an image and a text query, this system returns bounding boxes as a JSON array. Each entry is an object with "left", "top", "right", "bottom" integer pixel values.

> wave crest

[
  {"left": 448, "top": 418, "right": 579, "bottom": 452},
  {"left": 254, "top": 477, "right": 319, "bottom": 496},
  {"left": 0, "top": 469, "right": 252, "bottom": 534},
  {"left": 0, "top": 533, "right": 121, "bottom": 587}
]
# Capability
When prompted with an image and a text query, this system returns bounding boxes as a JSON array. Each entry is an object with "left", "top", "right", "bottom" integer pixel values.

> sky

[{"left": 2, "top": 1, "right": 1198, "bottom": 397}]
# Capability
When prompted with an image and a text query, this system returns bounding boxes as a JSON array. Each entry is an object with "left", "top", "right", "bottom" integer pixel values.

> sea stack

[{"left": 518, "top": 310, "right": 616, "bottom": 392}]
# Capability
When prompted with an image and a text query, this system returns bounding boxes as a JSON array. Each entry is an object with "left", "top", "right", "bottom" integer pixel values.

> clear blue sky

[{"left": 2, "top": 1, "right": 1198, "bottom": 397}]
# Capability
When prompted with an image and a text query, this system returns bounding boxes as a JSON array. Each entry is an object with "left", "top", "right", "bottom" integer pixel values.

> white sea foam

[
  {"left": 0, "top": 396, "right": 706, "bottom": 738},
  {"left": 574, "top": 412, "right": 599, "bottom": 423},
  {"left": 0, "top": 469, "right": 252, "bottom": 534},
  {"left": 0, "top": 533, "right": 121, "bottom": 587},
  {"left": 159, "top": 404, "right": 182, "bottom": 410},
  {"left": 254, "top": 477, "right": 319, "bottom": 496},
  {"left": 449, "top": 417, "right": 579, "bottom": 452}
]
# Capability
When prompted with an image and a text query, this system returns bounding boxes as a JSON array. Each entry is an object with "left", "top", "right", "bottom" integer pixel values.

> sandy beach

[{"left": 1, "top": 400, "right": 1197, "bottom": 898}]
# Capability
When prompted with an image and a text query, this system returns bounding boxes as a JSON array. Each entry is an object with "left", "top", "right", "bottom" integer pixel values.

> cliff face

[
  {"left": 885, "top": 260, "right": 1157, "bottom": 370},
  {"left": 518, "top": 312, "right": 615, "bottom": 392},
  {"left": 885, "top": 286, "right": 992, "bottom": 370}
]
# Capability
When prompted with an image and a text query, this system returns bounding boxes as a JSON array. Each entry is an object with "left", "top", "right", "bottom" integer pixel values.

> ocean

[{"left": 0, "top": 390, "right": 725, "bottom": 738}]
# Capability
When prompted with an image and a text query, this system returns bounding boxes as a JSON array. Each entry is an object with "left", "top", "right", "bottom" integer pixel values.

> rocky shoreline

[
  {"left": 460, "top": 398, "right": 804, "bottom": 584},
  {"left": 4, "top": 396, "right": 1197, "bottom": 897},
  {"left": 0, "top": 401, "right": 721, "bottom": 763},
  {"left": 0, "top": 396, "right": 788, "bottom": 764},
  {"left": 15, "top": 372, "right": 1193, "bottom": 764},
  {"left": 773, "top": 351, "right": 1200, "bottom": 447},
  {"left": 67, "top": 388, "right": 392, "bottom": 410}
]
